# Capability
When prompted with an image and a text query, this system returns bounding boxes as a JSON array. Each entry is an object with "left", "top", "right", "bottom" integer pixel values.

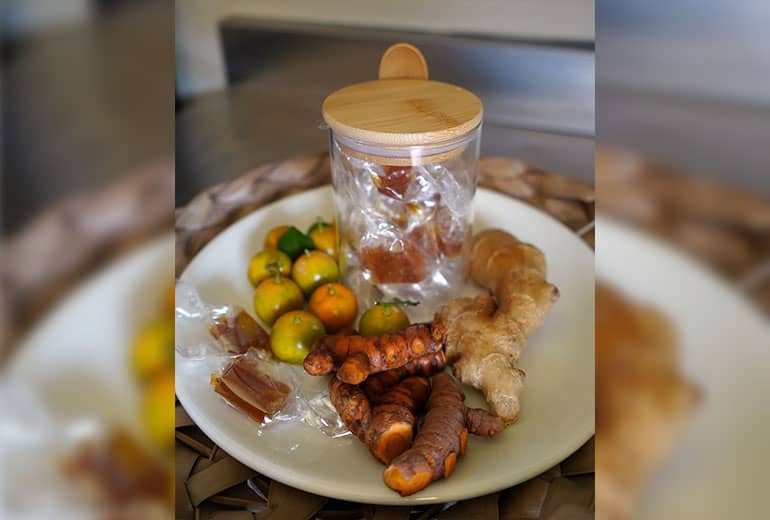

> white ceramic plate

[
  {"left": 596, "top": 216, "right": 770, "bottom": 519},
  {"left": 176, "top": 186, "right": 595, "bottom": 505},
  {"left": 6, "top": 234, "right": 174, "bottom": 441}
]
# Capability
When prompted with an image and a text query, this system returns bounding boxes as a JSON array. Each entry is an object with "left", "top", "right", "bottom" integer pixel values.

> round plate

[
  {"left": 6, "top": 234, "right": 174, "bottom": 441},
  {"left": 596, "top": 217, "right": 769, "bottom": 519},
  {"left": 176, "top": 186, "right": 594, "bottom": 505}
]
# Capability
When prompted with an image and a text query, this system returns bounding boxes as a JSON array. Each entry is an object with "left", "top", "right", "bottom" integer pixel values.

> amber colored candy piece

[
  {"left": 374, "top": 166, "right": 412, "bottom": 200},
  {"left": 407, "top": 223, "right": 440, "bottom": 261},
  {"left": 212, "top": 355, "right": 291, "bottom": 423},
  {"left": 407, "top": 207, "right": 465, "bottom": 261},
  {"left": 209, "top": 309, "right": 271, "bottom": 355},
  {"left": 361, "top": 242, "right": 427, "bottom": 284},
  {"left": 211, "top": 376, "right": 266, "bottom": 423}
]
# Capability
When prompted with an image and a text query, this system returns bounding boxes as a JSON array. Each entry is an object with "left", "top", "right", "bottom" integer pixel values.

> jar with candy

[{"left": 322, "top": 44, "right": 483, "bottom": 318}]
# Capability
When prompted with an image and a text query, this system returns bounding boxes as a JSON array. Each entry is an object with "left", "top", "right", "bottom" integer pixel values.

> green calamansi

[
  {"left": 307, "top": 219, "right": 338, "bottom": 258},
  {"left": 270, "top": 310, "right": 326, "bottom": 364},
  {"left": 358, "top": 300, "right": 417, "bottom": 337},
  {"left": 253, "top": 272, "right": 304, "bottom": 325},
  {"left": 247, "top": 249, "right": 292, "bottom": 286},
  {"left": 291, "top": 250, "right": 340, "bottom": 295}
]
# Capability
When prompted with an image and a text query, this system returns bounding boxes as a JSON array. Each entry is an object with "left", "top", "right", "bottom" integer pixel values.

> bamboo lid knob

[{"left": 378, "top": 43, "right": 429, "bottom": 80}]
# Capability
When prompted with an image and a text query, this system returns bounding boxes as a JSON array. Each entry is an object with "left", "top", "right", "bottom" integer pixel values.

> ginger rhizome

[
  {"left": 304, "top": 323, "right": 444, "bottom": 384},
  {"left": 436, "top": 229, "right": 558, "bottom": 424},
  {"left": 329, "top": 376, "right": 430, "bottom": 464},
  {"left": 383, "top": 373, "right": 469, "bottom": 496}
]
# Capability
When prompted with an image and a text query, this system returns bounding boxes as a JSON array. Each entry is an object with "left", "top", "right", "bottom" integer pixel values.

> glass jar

[
  {"left": 322, "top": 44, "right": 483, "bottom": 319},
  {"left": 329, "top": 128, "right": 480, "bottom": 310}
]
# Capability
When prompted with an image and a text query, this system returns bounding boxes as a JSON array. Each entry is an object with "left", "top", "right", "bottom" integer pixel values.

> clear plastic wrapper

[
  {"left": 174, "top": 282, "right": 349, "bottom": 438},
  {"left": 330, "top": 129, "right": 480, "bottom": 320}
]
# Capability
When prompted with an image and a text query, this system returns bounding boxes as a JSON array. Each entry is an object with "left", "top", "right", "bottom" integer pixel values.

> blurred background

[
  {"left": 2, "top": 0, "right": 174, "bottom": 341},
  {"left": 596, "top": 0, "right": 770, "bottom": 310},
  {"left": 2, "top": 0, "right": 174, "bottom": 517},
  {"left": 595, "top": 1, "right": 769, "bottom": 519},
  {"left": 2, "top": 0, "right": 173, "bottom": 234},
  {"left": 597, "top": 0, "right": 770, "bottom": 193}
]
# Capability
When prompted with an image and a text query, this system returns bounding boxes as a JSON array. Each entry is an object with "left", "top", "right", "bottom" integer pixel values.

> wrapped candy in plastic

[
  {"left": 174, "top": 282, "right": 349, "bottom": 438},
  {"left": 211, "top": 353, "right": 291, "bottom": 423},
  {"left": 209, "top": 308, "right": 271, "bottom": 355}
]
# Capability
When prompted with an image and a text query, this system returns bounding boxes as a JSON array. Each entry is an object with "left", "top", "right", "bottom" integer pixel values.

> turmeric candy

[{"left": 211, "top": 355, "right": 290, "bottom": 424}]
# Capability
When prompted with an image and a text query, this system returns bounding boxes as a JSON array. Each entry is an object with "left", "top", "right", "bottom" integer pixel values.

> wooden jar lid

[{"left": 322, "top": 44, "right": 483, "bottom": 148}]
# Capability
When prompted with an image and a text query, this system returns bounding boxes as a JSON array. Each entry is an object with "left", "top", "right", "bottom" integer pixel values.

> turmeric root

[
  {"left": 369, "top": 377, "right": 430, "bottom": 464},
  {"left": 329, "top": 376, "right": 430, "bottom": 464},
  {"left": 383, "top": 373, "right": 468, "bottom": 496},
  {"left": 435, "top": 229, "right": 558, "bottom": 424},
  {"left": 304, "top": 323, "right": 444, "bottom": 384},
  {"left": 362, "top": 356, "right": 502, "bottom": 437},
  {"left": 328, "top": 377, "right": 371, "bottom": 439},
  {"left": 362, "top": 350, "right": 446, "bottom": 401}
]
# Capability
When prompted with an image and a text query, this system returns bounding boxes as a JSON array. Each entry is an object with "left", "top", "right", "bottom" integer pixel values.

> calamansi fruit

[
  {"left": 308, "top": 220, "right": 338, "bottom": 258},
  {"left": 247, "top": 249, "right": 291, "bottom": 286},
  {"left": 291, "top": 250, "right": 339, "bottom": 295},
  {"left": 270, "top": 310, "right": 325, "bottom": 364},
  {"left": 358, "top": 303, "right": 412, "bottom": 337},
  {"left": 264, "top": 225, "right": 290, "bottom": 250},
  {"left": 253, "top": 274, "right": 303, "bottom": 325},
  {"left": 308, "top": 283, "right": 357, "bottom": 333}
]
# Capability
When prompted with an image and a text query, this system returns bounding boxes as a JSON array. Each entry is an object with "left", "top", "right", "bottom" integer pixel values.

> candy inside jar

[{"left": 328, "top": 129, "right": 481, "bottom": 317}]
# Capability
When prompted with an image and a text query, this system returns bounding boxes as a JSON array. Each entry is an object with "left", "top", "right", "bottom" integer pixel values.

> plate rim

[{"left": 176, "top": 185, "right": 595, "bottom": 504}]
